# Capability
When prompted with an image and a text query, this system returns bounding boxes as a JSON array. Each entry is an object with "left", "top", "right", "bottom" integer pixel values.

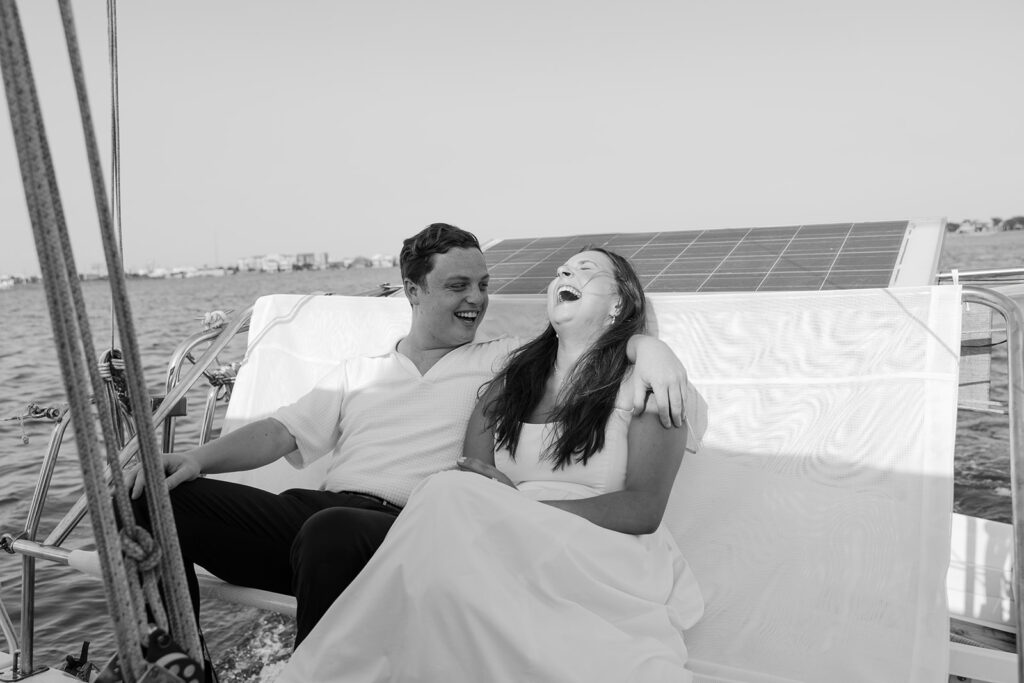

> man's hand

[
  {"left": 456, "top": 457, "right": 517, "bottom": 489},
  {"left": 125, "top": 452, "right": 202, "bottom": 500},
  {"left": 630, "top": 336, "right": 687, "bottom": 428}
]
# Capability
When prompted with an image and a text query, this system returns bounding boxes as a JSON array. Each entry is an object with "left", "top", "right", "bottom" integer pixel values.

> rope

[
  {"left": 54, "top": 0, "right": 156, "bottom": 645},
  {"left": 99, "top": 349, "right": 136, "bottom": 449},
  {"left": 57, "top": 0, "right": 201, "bottom": 662},
  {"left": 99, "top": 349, "right": 131, "bottom": 413},
  {"left": 1, "top": 0, "right": 201, "bottom": 676},
  {"left": 0, "top": 3, "right": 146, "bottom": 676}
]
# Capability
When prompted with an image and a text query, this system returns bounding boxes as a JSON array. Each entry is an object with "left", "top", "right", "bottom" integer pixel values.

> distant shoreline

[
  {"left": 944, "top": 231, "right": 1024, "bottom": 239},
  {"left": 940, "top": 230, "right": 1024, "bottom": 273},
  {"left": 4, "top": 230, "right": 1022, "bottom": 289}
]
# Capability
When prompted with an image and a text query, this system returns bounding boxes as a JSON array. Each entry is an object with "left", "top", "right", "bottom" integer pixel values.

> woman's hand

[{"left": 456, "top": 457, "right": 517, "bottom": 489}]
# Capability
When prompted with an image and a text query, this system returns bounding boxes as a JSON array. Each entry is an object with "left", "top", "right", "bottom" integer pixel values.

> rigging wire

[{"left": 107, "top": 0, "right": 122, "bottom": 350}]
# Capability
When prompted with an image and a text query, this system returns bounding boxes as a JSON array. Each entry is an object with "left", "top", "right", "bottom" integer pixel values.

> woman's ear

[{"left": 609, "top": 297, "right": 623, "bottom": 321}]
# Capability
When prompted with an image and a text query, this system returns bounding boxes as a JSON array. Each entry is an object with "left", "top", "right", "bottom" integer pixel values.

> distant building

[
  {"left": 955, "top": 219, "right": 996, "bottom": 234},
  {"left": 294, "top": 252, "right": 329, "bottom": 270},
  {"left": 236, "top": 256, "right": 260, "bottom": 272},
  {"left": 237, "top": 252, "right": 330, "bottom": 272},
  {"left": 371, "top": 254, "right": 398, "bottom": 268}
]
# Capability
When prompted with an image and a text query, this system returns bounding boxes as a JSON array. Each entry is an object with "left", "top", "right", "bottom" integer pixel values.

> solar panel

[{"left": 484, "top": 220, "right": 943, "bottom": 295}]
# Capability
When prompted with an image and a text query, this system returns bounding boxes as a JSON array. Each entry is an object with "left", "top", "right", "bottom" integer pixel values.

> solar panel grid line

[
  {"left": 840, "top": 242, "right": 905, "bottom": 254},
  {"left": 645, "top": 230, "right": 709, "bottom": 288},
  {"left": 817, "top": 223, "right": 856, "bottom": 291},
  {"left": 833, "top": 254, "right": 900, "bottom": 268},
  {"left": 611, "top": 232, "right": 662, "bottom": 263},
  {"left": 771, "top": 256, "right": 841, "bottom": 272},
  {"left": 646, "top": 230, "right": 702, "bottom": 285},
  {"left": 491, "top": 235, "right": 566, "bottom": 294},
  {"left": 753, "top": 227, "right": 803, "bottom": 292},
  {"left": 844, "top": 233, "right": 905, "bottom": 242},
  {"left": 598, "top": 231, "right": 671, "bottom": 292},
  {"left": 489, "top": 242, "right": 527, "bottom": 294},
  {"left": 692, "top": 228, "right": 753, "bottom": 291},
  {"left": 716, "top": 256, "right": 789, "bottom": 272}
]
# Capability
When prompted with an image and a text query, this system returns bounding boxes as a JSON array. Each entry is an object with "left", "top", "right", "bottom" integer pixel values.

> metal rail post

[{"left": 964, "top": 286, "right": 1024, "bottom": 681}]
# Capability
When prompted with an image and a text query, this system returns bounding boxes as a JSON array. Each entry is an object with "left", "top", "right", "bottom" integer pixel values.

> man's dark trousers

[{"left": 130, "top": 477, "right": 400, "bottom": 646}]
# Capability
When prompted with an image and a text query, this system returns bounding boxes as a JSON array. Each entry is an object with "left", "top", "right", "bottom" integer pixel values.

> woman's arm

[
  {"left": 458, "top": 382, "right": 518, "bottom": 487},
  {"left": 462, "top": 383, "right": 499, "bottom": 465},
  {"left": 542, "top": 410, "right": 686, "bottom": 534}
]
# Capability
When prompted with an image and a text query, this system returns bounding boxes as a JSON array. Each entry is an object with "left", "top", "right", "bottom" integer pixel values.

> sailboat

[{"left": 3, "top": 2, "right": 1024, "bottom": 682}]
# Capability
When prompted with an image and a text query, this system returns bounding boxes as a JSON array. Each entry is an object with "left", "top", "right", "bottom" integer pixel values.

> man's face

[{"left": 407, "top": 247, "right": 490, "bottom": 349}]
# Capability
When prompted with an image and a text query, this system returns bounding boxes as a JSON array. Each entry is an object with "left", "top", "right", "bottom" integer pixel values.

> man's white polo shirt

[{"left": 273, "top": 336, "right": 519, "bottom": 507}]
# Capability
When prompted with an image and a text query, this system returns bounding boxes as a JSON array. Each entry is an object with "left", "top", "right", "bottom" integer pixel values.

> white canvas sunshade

[{"left": 209, "top": 285, "right": 960, "bottom": 681}]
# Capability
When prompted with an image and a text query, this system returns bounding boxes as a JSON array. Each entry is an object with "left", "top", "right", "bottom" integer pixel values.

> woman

[{"left": 279, "top": 248, "right": 704, "bottom": 682}]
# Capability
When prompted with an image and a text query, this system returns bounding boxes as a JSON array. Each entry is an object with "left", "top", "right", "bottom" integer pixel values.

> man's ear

[{"left": 404, "top": 278, "right": 419, "bottom": 304}]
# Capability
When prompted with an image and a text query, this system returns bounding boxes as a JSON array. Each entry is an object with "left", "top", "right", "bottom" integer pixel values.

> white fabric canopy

[{"left": 654, "top": 286, "right": 960, "bottom": 682}]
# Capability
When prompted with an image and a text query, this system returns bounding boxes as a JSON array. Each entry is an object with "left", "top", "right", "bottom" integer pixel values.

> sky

[{"left": 1, "top": 0, "right": 1022, "bottom": 276}]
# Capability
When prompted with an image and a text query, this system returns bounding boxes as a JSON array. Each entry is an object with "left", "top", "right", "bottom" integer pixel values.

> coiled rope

[{"left": 0, "top": 0, "right": 202, "bottom": 678}]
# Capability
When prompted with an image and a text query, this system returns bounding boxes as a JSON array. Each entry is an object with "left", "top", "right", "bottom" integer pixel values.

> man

[{"left": 128, "top": 223, "right": 689, "bottom": 647}]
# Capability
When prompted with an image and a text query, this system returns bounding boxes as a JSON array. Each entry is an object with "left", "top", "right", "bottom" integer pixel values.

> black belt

[{"left": 341, "top": 490, "right": 402, "bottom": 511}]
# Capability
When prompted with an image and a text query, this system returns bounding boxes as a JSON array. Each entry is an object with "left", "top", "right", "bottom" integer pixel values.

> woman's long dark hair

[{"left": 485, "top": 247, "right": 648, "bottom": 469}]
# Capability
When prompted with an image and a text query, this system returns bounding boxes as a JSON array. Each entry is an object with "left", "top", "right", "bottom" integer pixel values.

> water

[{"left": 1, "top": 233, "right": 1023, "bottom": 679}]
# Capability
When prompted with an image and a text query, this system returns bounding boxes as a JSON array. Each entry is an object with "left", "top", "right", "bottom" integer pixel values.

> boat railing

[
  {"left": 938, "top": 267, "right": 1024, "bottom": 285},
  {"left": 941, "top": 270, "right": 1024, "bottom": 417},
  {"left": 161, "top": 318, "right": 253, "bottom": 453},
  {"left": 0, "top": 306, "right": 253, "bottom": 674},
  {"left": 959, "top": 286, "right": 1024, "bottom": 682}
]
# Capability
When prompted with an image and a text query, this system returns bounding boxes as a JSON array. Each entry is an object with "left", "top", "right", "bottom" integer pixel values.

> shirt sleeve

[{"left": 272, "top": 364, "right": 347, "bottom": 469}]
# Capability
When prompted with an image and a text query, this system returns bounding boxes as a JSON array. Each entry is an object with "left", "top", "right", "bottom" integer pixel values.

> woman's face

[{"left": 546, "top": 250, "right": 622, "bottom": 336}]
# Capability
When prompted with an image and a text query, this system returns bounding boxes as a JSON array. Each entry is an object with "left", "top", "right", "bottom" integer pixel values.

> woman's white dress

[{"left": 279, "top": 408, "right": 703, "bottom": 682}]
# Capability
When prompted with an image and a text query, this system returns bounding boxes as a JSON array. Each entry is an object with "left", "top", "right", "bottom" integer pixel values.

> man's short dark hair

[{"left": 400, "top": 223, "right": 482, "bottom": 286}]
